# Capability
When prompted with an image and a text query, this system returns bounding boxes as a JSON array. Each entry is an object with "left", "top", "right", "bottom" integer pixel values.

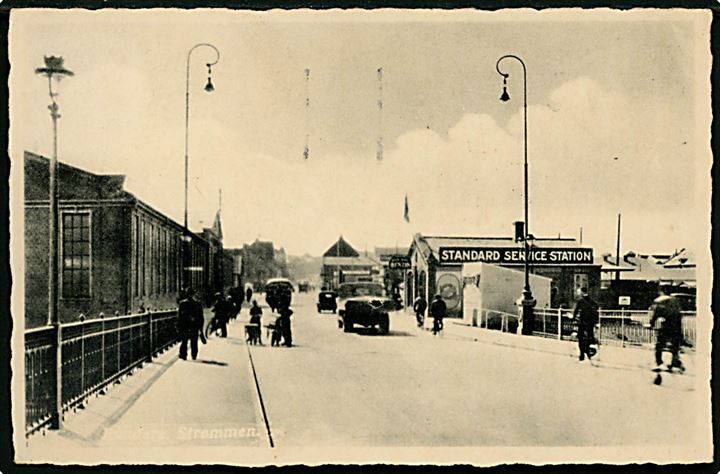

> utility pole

[{"left": 615, "top": 213, "right": 622, "bottom": 282}]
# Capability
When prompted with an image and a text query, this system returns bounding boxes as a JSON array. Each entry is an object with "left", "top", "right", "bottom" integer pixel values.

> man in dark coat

[
  {"left": 212, "top": 291, "right": 233, "bottom": 338},
  {"left": 178, "top": 287, "right": 204, "bottom": 360},
  {"left": 246, "top": 286, "right": 253, "bottom": 304},
  {"left": 413, "top": 296, "right": 428, "bottom": 328},
  {"left": 429, "top": 294, "right": 446, "bottom": 335},
  {"left": 573, "top": 287, "right": 598, "bottom": 363},
  {"left": 249, "top": 299, "right": 263, "bottom": 344},
  {"left": 278, "top": 304, "right": 294, "bottom": 347},
  {"left": 650, "top": 287, "right": 684, "bottom": 371}
]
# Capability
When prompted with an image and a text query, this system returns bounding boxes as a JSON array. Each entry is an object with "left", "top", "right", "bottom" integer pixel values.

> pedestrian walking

[
  {"left": 648, "top": 286, "right": 685, "bottom": 372},
  {"left": 429, "top": 294, "right": 446, "bottom": 335},
  {"left": 413, "top": 296, "right": 428, "bottom": 328},
  {"left": 246, "top": 286, "right": 253, "bottom": 304},
  {"left": 573, "top": 287, "right": 598, "bottom": 363},
  {"left": 278, "top": 304, "right": 294, "bottom": 347},
  {"left": 211, "top": 291, "right": 233, "bottom": 338},
  {"left": 177, "top": 287, "right": 204, "bottom": 360}
]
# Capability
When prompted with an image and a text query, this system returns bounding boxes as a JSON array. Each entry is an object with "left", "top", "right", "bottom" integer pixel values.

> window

[
  {"left": 61, "top": 212, "right": 91, "bottom": 299},
  {"left": 132, "top": 214, "right": 139, "bottom": 297}
]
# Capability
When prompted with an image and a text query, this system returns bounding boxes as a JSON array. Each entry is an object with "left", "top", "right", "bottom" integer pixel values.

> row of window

[{"left": 131, "top": 214, "right": 181, "bottom": 299}]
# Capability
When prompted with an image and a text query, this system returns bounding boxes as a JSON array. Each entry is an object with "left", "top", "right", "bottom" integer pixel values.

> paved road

[{"left": 249, "top": 292, "right": 703, "bottom": 447}]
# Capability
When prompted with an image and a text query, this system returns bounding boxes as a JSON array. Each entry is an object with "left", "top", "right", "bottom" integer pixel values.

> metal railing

[
  {"left": 24, "top": 309, "right": 178, "bottom": 436},
  {"left": 532, "top": 308, "right": 696, "bottom": 348}
]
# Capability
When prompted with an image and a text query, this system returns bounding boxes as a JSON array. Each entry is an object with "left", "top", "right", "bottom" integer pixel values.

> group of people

[
  {"left": 412, "top": 285, "right": 685, "bottom": 372},
  {"left": 176, "top": 285, "right": 294, "bottom": 360},
  {"left": 413, "top": 294, "right": 447, "bottom": 335},
  {"left": 249, "top": 299, "right": 294, "bottom": 347}
]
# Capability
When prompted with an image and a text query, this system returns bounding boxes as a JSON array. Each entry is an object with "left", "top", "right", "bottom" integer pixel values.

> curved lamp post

[
  {"left": 183, "top": 43, "right": 220, "bottom": 290},
  {"left": 496, "top": 54, "right": 536, "bottom": 335},
  {"left": 35, "top": 55, "right": 74, "bottom": 429}
]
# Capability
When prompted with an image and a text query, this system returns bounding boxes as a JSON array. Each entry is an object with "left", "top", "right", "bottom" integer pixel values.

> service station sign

[{"left": 439, "top": 247, "right": 594, "bottom": 265}]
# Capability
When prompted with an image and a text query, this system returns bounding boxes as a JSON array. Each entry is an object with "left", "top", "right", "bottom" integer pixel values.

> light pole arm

[
  {"left": 497, "top": 54, "right": 532, "bottom": 308},
  {"left": 184, "top": 43, "right": 220, "bottom": 230}
]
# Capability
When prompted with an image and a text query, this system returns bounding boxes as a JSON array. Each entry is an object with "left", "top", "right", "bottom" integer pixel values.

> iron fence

[
  {"left": 24, "top": 309, "right": 178, "bottom": 436},
  {"left": 533, "top": 308, "right": 696, "bottom": 348}
]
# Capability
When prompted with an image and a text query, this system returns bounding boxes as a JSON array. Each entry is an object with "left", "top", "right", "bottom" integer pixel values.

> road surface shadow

[
  {"left": 190, "top": 359, "right": 229, "bottom": 366},
  {"left": 352, "top": 328, "right": 415, "bottom": 337}
]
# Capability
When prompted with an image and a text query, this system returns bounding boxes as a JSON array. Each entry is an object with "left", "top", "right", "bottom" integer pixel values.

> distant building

[
  {"left": 597, "top": 250, "right": 696, "bottom": 309},
  {"left": 23, "top": 151, "right": 231, "bottom": 328},
  {"left": 321, "top": 237, "right": 381, "bottom": 290},
  {"left": 240, "top": 239, "right": 289, "bottom": 291}
]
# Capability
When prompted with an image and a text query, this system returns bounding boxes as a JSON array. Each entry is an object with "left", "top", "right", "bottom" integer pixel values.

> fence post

[
  {"left": 80, "top": 322, "right": 85, "bottom": 399},
  {"left": 50, "top": 323, "right": 62, "bottom": 429},
  {"left": 147, "top": 311, "right": 154, "bottom": 362},
  {"left": 621, "top": 307, "right": 625, "bottom": 348},
  {"left": 557, "top": 308, "right": 562, "bottom": 340}
]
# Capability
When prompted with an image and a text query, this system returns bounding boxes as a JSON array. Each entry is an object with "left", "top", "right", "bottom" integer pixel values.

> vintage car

[
  {"left": 264, "top": 277, "right": 294, "bottom": 312},
  {"left": 298, "top": 280, "right": 310, "bottom": 293},
  {"left": 317, "top": 290, "right": 338, "bottom": 313},
  {"left": 336, "top": 282, "right": 394, "bottom": 334}
]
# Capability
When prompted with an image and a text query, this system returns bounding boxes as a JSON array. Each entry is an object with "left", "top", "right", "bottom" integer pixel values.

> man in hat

[
  {"left": 211, "top": 291, "right": 233, "bottom": 338},
  {"left": 429, "top": 294, "right": 446, "bottom": 335},
  {"left": 573, "top": 287, "right": 599, "bottom": 363},
  {"left": 178, "top": 287, "right": 204, "bottom": 360}
]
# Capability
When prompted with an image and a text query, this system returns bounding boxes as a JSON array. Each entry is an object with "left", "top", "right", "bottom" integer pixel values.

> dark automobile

[
  {"left": 265, "top": 278, "right": 294, "bottom": 312},
  {"left": 337, "top": 282, "right": 394, "bottom": 334},
  {"left": 298, "top": 280, "right": 310, "bottom": 293},
  {"left": 317, "top": 291, "right": 337, "bottom": 313}
]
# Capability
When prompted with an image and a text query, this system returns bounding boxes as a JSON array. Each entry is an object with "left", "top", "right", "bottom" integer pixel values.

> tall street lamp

[
  {"left": 35, "top": 55, "right": 74, "bottom": 429},
  {"left": 183, "top": 43, "right": 220, "bottom": 290},
  {"left": 496, "top": 54, "right": 536, "bottom": 336}
]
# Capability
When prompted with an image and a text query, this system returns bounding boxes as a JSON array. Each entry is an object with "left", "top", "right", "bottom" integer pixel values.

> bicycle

[
  {"left": 431, "top": 316, "right": 444, "bottom": 336},
  {"left": 204, "top": 316, "right": 223, "bottom": 339}
]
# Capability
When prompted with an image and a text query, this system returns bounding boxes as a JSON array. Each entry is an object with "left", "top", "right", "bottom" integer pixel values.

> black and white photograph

[{"left": 7, "top": 7, "right": 714, "bottom": 466}]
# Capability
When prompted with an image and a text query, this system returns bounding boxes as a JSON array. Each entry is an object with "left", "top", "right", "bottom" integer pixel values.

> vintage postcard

[{"left": 8, "top": 7, "right": 713, "bottom": 465}]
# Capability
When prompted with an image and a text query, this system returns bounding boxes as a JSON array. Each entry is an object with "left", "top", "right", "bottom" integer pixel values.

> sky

[{"left": 9, "top": 9, "right": 712, "bottom": 257}]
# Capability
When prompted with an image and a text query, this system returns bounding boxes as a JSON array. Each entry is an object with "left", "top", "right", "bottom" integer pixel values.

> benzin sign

[{"left": 439, "top": 247, "right": 594, "bottom": 265}]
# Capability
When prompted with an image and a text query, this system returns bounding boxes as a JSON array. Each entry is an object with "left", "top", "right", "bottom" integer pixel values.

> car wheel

[
  {"left": 378, "top": 313, "right": 389, "bottom": 334},
  {"left": 343, "top": 318, "right": 353, "bottom": 332},
  {"left": 338, "top": 319, "right": 343, "bottom": 328}
]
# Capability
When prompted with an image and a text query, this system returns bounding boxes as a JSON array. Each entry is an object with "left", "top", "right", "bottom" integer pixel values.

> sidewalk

[
  {"left": 401, "top": 309, "right": 697, "bottom": 375},
  {"left": 19, "top": 313, "right": 267, "bottom": 463}
]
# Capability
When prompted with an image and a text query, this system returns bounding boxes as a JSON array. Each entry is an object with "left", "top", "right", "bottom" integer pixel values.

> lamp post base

[{"left": 520, "top": 290, "right": 536, "bottom": 336}]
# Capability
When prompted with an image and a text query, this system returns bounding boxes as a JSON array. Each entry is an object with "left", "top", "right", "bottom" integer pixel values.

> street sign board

[
  {"left": 438, "top": 247, "right": 594, "bottom": 265},
  {"left": 388, "top": 255, "right": 411, "bottom": 270},
  {"left": 618, "top": 296, "right": 631, "bottom": 306}
]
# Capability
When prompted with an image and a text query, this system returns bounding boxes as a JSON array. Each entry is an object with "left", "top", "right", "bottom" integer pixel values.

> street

[{"left": 249, "top": 292, "right": 701, "bottom": 447}]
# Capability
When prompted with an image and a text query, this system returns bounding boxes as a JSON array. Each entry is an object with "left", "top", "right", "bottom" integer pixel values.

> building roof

[
  {"left": 374, "top": 247, "right": 411, "bottom": 262},
  {"left": 322, "top": 255, "right": 380, "bottom": 267},
  {"left": 602, "top": 252, "right": 696, "bottom": 283},
  {"left": 24, "top": 151, "right": 217, "bottom": 239},
  {"left": 323, "top": 236, "right": 360, "bottom": 258},
  {"left": 663, "top": 249, "right": 696, "bottom": 268}
]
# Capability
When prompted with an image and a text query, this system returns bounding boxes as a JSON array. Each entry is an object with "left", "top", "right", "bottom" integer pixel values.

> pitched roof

[{"left": 323, "top": 236, "right": 359, "bottom": 258}]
